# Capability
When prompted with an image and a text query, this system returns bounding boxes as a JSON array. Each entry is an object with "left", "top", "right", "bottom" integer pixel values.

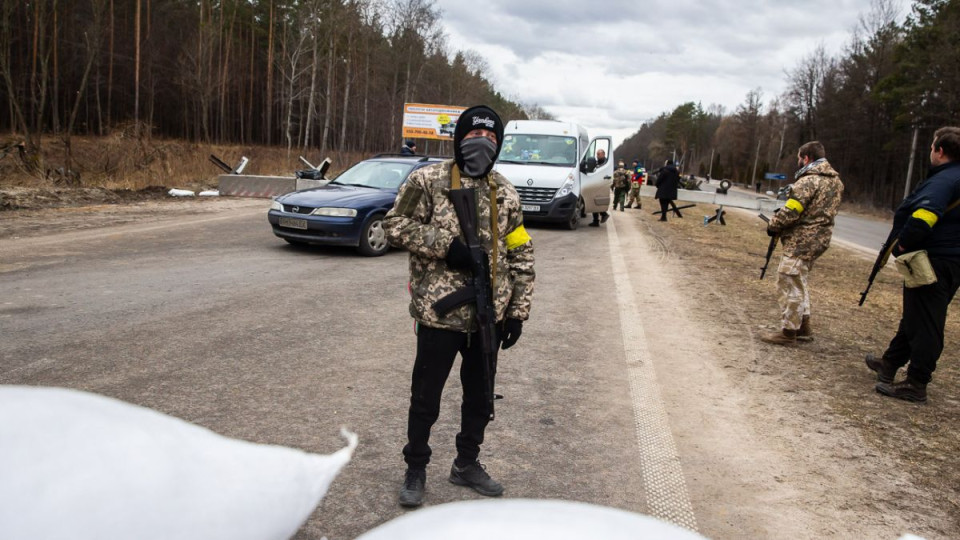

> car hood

[
  {"left": 277, "top": 184, "right": 395, "bottom": 207},
  {"left": 494, "top": 163, "right": 575, "bottom": 188}
]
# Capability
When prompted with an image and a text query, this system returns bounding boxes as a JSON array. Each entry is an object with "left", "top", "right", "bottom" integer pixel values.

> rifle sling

[{"left": 451, "top": 164, "right": 498, "bottom": 290}]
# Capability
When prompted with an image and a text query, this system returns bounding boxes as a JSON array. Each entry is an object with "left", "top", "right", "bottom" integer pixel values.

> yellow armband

[
  {"left": 911, "top": 208, "right": 938, "bottom": 227},
  {"left": 784, "top": 198, "right": 805, "bottom": 213},
  {"left": 505, "top": 225, "right": 532, "bottom": 250}
]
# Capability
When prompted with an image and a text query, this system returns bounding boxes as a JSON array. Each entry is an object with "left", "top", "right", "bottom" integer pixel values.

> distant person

[
  {"left": 760, "top": 141, "right": 843, "bottom": 346},
  {"left": 589, "top": 149, "right": 611, "bottom": 226},
  {"left": 611, "top": 159, "right": 631, "bottom": 211},
  {"left": 654, "top": 160, "right": 682, "bottom": 221},
  {"left": 400, "top": 139, "right": 417, "bottom": 155},
  {"left": 625, "top": 160, "right": 643, "bottom": 209},
  {"left": 867, "top": 127, "right": 960, "bottom": 402}
]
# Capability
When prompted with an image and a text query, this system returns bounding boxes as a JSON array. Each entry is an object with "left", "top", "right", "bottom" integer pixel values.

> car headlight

[
  {"left": 270, "top": 200, "right": 284, "bottom": 211},
  {"left": 311, "top": 207, "right": 358, "bottom": 217},
  {"left": 556, "top": 173, "right": 576, "bottom": 198}
]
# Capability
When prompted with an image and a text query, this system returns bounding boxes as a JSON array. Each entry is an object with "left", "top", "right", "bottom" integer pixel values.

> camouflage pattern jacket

[
  {"left": 611, "top": 167, "right": 631, "bottom": 190},
  {"left": 768, "top": 159, "right": 844, "bottom": 260},
  {"left": 383, "top": 160, "right": 536, "bottom": 333}
]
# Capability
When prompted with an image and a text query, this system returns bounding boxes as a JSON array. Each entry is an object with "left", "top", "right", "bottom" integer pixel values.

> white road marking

[{"left": 606, "top": 217, "right": 699, "bottom": 532}]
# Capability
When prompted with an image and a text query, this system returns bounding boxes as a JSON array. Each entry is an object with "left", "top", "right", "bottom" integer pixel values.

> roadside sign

[
  {"left": 402, "top": 103, "right": 467, "bottom": 141},
  {"left": 764, "top": 173, "right": 787, "bottom": 180}
]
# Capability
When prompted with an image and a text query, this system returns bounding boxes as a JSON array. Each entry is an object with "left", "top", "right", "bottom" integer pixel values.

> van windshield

[{"left": 498, "top": 134, "right": 577, "bottom": 167}]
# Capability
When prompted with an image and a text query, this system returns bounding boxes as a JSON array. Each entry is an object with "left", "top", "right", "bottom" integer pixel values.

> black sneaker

[
  {"left": 399, "top": 468, "right": 426, "bottom": 507},
  {"left": 876, "top": 379, "right": 927, "bottom": 403},
  {"left": 449, "top": 460, "right": 504, "bottom": 496},
  {"left": 588, "top": 221, "right": 600, "bottom": 227},
  {"left": 600, "top": 212, "right": 610, "bottom": 223},
  {"left": 865, "top": 354, "right": 896, "bottom": 384}
]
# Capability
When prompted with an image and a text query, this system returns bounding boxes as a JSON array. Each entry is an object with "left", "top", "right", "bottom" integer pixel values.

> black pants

[
  {"left": 658, "top": 199, "right": 682, "bottom": 220},
  {"left": 403, "top": 325, "right": 497, "bottom": 469},
  {"left": 883, "top": 257, "right": 960, "bottom": 384}
]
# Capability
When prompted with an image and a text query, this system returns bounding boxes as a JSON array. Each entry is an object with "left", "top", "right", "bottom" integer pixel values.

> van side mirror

[{"left": 581, "top": 157, "right": 597, "bottom": 174}]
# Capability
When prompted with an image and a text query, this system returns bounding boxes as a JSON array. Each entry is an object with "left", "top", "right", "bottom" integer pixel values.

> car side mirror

[{"left": 581, "top": 157, "right": 597, "bottom": 174}]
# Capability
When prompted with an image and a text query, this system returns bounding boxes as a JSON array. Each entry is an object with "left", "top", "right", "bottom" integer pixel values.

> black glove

[
  {"left": 500, "top": 318, "right": 523, "bottom": 350},
  {"left": 446, "top": 238, "right": 472, "bottom": 270},
  {"left": 766, "top": 226, "right": 778, "bottom": 237}
]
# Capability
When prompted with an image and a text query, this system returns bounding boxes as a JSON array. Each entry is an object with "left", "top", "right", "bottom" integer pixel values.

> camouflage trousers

[
  {"left": 626, "top": 187, "right": 641, "bottom": 207},
  {"left": 776, "top": 255, "right": 812, "bottom": 330}
]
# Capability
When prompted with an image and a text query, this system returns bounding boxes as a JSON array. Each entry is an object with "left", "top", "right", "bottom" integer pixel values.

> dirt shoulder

[
  {"left": 0, "top": 188, "right": 267, "bottom": 241},
  {"left": 623, "top": 197, "right": 959, "bottom": 538}
]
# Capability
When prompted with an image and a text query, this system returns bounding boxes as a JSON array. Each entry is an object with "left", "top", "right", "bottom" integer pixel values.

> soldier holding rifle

[
  {"left": 865, "top": 127, "right": 960, "bottom": 402},
  {"left": 384, "top": 105, "right": 536, "bottom": 507},
  {"left": 760, "top": 141, "right": 843, "bottom": 345}
]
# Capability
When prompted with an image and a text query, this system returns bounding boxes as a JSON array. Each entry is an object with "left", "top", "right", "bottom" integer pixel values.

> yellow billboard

[{"left": 402, "top": 103, "right": 467, "bottom": 141}]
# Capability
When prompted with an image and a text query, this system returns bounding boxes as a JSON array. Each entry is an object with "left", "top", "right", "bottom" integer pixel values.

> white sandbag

[
  {"left": 198, "top": 189, "right": 220, "bottom": 197},
  {"left": 0, "top": 385, "right": 356, "bottom": 540},
  {"left": 168, "top": 188, "right": 196, "bottom": 197},
  {"left": 357, "top": 499, "right": 707, "bottom": 540}
]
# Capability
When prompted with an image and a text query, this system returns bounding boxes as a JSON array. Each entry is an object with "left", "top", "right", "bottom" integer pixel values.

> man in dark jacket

[
  {"left": 654, "top": 160, "right": 682, "bottom": 221},
  {"left": 400, "top": 139, "right": 417, "bottom": 155},
  {"left": 867, "top": 126, "right": 960, "bottom": 402}
]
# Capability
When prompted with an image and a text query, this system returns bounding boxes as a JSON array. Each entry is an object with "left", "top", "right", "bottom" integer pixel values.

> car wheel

[
  {"left": 566, "top": 198, "right": 583, "bottom": 230},
  {"left": 358, "top": 214, "right": 389, "bottom": 256}
]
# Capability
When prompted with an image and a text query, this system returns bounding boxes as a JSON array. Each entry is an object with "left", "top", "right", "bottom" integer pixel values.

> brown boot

[
  {"left": 796, "top": 315, "right": 813, "bottom": 342},
  {"left": 865, "top": 354, "right": 897, "bottom": 384},
  {"left": 760, "top": 328, "right": 797, "bottom": 345},
  {"left": 876, "top": 378, "right": 927, "bottom": 403}
]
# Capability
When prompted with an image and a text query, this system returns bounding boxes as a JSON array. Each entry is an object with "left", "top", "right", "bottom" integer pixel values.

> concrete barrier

[
  {"left": 218, "top": 175, "right": 297, "bottom": 198},
  {"left": 218, "top": 175, "right": 332, "bottom": 197}
]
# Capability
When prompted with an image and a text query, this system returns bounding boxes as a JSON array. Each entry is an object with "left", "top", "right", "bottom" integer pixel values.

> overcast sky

[{"left": 435, "top": 0, "right": 878, "bottom": 147}]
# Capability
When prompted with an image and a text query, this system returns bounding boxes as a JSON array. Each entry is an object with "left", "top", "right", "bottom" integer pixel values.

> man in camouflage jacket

[
  {"left": 611, "top": 160, "right": 631, "bottom": 211},
  {"left": 761, "top": 141, "right": 843, "bottom": 345},
  {"left": 384, "top": 105, "right": 535, "bottom": 508}
]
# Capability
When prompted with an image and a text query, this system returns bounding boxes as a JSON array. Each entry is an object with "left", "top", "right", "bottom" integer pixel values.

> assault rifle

[
  {"left": 859, "top": 229, "right": 899, "bottom": 306},
  {"left": 431, "top": 188, "right": 500, "bottom": 420},
  {"left": 758, "top": 213, "right": 777, "bottom": 280}
]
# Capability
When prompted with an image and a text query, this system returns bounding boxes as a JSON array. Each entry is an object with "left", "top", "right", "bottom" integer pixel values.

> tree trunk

[
  {"left": 303, "top": 14, "right": 319, "bottom": 149},
  {"left": 265, "top": 0, "right": 274, "bottom": 145},
  {"left": 320, "top": 30, "right": 334, "bottom": 153},
  {"left": 134, "top": 0, "right": 141, "bottom": 135},
  {"left": 339, "top": 27, "right": 353, "bottom": 152}
]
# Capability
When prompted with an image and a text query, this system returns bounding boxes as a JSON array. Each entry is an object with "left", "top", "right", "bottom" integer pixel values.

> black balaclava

[{"left": 453, "top": 105, "right": 504, "bottom": 178}]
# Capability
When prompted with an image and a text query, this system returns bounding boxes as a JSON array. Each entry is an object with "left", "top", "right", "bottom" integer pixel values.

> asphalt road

[
  {"left": 0, "top": 200, "right": 914, "bottom": 539},
  {"left": 0, "top": 205, "right": 658, "bottom": 538}
]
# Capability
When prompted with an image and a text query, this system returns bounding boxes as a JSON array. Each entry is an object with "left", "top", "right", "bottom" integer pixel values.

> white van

[{"left": 494, "top": 120, "right": 613, "bottom": 229}]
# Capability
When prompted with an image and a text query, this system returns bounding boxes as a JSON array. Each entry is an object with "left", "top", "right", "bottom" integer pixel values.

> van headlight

[
  {"left": 556, "top": 173, "right": 576, "bottom": 198},
  {"left": 311, "top": 207, "right": 358, "bottom": 217},
  {"left": 270, "top": 200, "right": 284, "bottom": 211}
]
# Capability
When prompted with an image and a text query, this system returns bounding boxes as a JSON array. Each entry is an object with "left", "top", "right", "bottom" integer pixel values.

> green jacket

[
  {"left": 768, "top": 159, "right": 844, "bottom": 260},
  {"left": 384, "top": 160, "right": 536, "bottom": 332}
]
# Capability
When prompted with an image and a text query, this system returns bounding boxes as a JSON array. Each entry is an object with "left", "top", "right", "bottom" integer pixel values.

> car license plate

[
  {"left": 522, "top": 204, "right": 540, "bottom": 212},
  {"left": 279, "top": 217, "right": 308, "bottom": 230}
]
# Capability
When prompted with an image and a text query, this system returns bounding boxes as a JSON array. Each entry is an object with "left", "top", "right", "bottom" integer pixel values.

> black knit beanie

[{"left": 453, "top": 105, "right": 504, "bottom": 174}]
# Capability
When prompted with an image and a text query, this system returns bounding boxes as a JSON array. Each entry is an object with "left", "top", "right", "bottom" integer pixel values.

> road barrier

[{"left": 218, "top": 175, "right": 327, "bottom": 198}]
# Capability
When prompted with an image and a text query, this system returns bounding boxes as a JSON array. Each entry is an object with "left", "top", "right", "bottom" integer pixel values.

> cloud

[{"left": 436, "top": 0, "right": 871, "bottom": 146}]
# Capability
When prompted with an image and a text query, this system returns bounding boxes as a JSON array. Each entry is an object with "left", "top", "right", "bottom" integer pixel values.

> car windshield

[
  {"left": 498, "top": 134, "right": 577, "bottom": 167},
  {"left": 330, "top": 160, "right": 415, "bottom": 190}
]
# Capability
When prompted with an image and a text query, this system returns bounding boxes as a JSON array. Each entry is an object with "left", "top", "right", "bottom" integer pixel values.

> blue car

[{"left": 268, "top": 154, "right": 446, "bottom": 256}]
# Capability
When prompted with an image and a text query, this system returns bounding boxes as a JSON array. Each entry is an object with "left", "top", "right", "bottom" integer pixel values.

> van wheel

[
  {"left": 358, "top": 214, "right": 389, "bottom": 256},
  {"left": 566, "top": 199, "right": 583, "bottom": 230}
]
